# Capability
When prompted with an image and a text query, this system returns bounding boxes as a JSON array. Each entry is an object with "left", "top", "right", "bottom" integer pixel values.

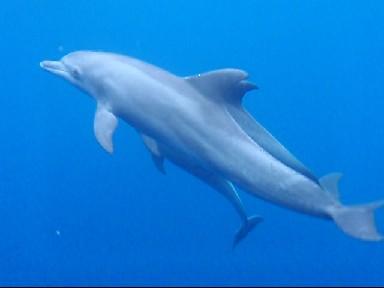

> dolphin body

[{"left": 41, "top": 51, "right": 384, "bottom": 244}]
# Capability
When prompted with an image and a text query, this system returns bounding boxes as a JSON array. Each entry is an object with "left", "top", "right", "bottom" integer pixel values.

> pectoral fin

[
  {"left": 94, "top": 104, "right": 118, "bottom": 154},
  {"left": 141, "top": 134, "right": 166, "bottom": 174}
]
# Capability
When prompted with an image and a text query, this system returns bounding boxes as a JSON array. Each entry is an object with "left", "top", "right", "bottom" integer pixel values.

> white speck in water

[
  {"left": 58, "top": 45, "right": 64, "bottom": 52},
  {"left": 55, "top": 230, "right": 61, "bottom": 236}
]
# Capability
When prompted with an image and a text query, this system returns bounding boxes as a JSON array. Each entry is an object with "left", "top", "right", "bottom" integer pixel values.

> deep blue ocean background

[{"left": 1, "top": 0, "right": 384, "bottom": 285}]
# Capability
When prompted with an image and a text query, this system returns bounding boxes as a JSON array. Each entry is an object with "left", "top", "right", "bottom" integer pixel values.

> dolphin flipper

[
  {"left": 94, "top": 104, "right": 118, "bottom": 154},
  {"left": 141, "top": 134, "right": 166, "bottom": 174}
]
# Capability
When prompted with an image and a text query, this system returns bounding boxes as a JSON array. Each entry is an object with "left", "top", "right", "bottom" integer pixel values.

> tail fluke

[
  {"left": 331, "top": 200, "right": 384, "bottom": 241},
  {"left": 233, "top": 215, "right": 263, "bottom": 248}
]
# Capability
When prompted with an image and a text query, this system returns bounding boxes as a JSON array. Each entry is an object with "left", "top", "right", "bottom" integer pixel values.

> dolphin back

[
  {"left": 185, "top": 69, "right": 318, "bottom": 183},
  {"left": 227, "top": 104, "right": 318, "bottom": 183}
]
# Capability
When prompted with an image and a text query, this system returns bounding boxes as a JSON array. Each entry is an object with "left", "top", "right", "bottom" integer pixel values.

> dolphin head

[
  {"left": 40, "top": 51, "right": 110, "bottom": 96},
  {"left": 40, "top": 53, "right": 84, "bottom": 86}
]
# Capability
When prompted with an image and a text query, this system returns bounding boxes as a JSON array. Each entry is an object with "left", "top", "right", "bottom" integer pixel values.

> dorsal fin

[
  {"left": 185, "top": 69, "right": 258, "bottom": 105},
  {"left": 185, "top": 69, "right": 318, "bottom": 183},
  {"left": 186, "top": 68, "right": 318, "bottom": 183},
  {"left": 319, "top": 173, "right": 342, "bottom": 199}
]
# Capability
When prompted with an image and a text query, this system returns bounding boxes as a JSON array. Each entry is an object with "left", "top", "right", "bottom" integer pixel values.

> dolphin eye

[{"left": 71, "top": 68, "right": 81, "bottom": 79}]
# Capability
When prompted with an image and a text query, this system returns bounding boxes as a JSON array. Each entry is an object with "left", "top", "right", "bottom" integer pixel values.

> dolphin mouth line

[{"left": 40, "top": 60, "right": 69, "bottom": 77}]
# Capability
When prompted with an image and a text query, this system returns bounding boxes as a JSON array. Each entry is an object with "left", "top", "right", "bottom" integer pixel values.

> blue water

[{"left": 1, "top": 0, "right": 384, "bottom": 285}]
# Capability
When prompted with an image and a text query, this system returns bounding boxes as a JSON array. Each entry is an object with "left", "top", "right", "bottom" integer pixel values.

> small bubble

[
  {"left": 58, "top": 45, "right": 64, "bottom": 52},
  {"left": 55, "top": 230, "right": 61, "bottom": 236}
]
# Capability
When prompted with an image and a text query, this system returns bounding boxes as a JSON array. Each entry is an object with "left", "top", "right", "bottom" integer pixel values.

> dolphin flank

[{"left": 40, "top": 51, "right": 384, "bottom": 244}]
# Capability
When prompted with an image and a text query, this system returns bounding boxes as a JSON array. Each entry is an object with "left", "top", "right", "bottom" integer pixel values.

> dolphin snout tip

[
  {"left": 40, "top": 60, "right": 52, "bottom": 71},
  {"left": 40, "top": 60, "right": 56, "bottom": 70},
  {"left": 39, "top": 61, "right": 47, "bottom": 69},
  {"left": 39, "top": 60, "right": 66, "bottom": 75}
]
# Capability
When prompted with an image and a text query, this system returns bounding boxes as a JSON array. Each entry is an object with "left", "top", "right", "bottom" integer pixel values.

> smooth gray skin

[{"left": 41, "top": 51, "right": 384, "bottom": 242}]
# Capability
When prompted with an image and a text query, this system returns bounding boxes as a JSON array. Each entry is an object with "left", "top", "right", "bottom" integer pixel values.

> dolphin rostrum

[{"left": 40, "top": 51, "right": 384, "bottom": 244}]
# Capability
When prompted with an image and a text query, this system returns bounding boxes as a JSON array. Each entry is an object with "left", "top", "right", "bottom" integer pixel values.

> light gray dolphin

[{"left": 40, "top": 51, "right": 384, "bottom": 244}]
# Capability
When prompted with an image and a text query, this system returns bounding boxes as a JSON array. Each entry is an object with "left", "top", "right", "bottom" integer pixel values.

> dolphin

[{"left": 40, "top": 51, "right": 384, "bottom": 244}]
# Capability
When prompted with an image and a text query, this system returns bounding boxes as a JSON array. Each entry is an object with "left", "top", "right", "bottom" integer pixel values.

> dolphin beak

[{"left": 40, "top": 60, "right": 69, "bottom": 78}]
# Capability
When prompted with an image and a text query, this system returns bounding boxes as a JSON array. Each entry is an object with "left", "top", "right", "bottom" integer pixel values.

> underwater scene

[{"left": 1, "top": 0, "right": 384, "bottom": 286}]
